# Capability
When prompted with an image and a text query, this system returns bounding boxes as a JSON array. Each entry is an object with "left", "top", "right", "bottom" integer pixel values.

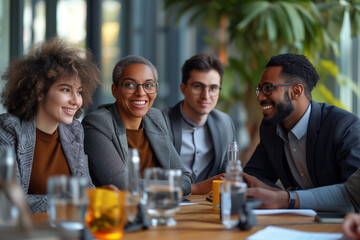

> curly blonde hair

[{"left": 1, "top": 37, "right": 101, "bottom": 121}]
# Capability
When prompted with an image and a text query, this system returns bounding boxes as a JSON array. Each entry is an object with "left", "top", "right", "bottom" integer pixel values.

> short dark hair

[
  {"left": 1, "top": 37, "right": 101, "bottom": 121},
  {"left": 266, "top": 53, "right": 319, "bottom": 100},
  {"left": 181, "top": 54, "right": 224, "bottom": 85},
  {"left": 112, "top": 55, "right": 158, "bottom": 84}
]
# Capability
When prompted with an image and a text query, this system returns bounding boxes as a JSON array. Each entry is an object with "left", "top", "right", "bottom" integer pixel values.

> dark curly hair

[
  {"left": 266, "top": 53, "right": 320, "bottom": 100},
  {"left": 1, "top": 37, "right": 101, "bottom": 121},
  {"left": 181, "top": 54, "right": 224, "bottom": 85}
]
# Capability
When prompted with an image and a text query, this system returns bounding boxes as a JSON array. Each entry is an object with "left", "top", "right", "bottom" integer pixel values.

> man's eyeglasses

[
  {"left": 189, "top": 82, "right": 221, "bottom": 97},
  {"left": 255, "top": 82, "right": 297, "bottom": 97},
  {"left": 118, "top": 80, "right": 158, "bottom": 94}
]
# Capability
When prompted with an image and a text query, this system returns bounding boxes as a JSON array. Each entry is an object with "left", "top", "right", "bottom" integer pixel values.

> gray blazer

[
  {"left": 0, "top": 113, "right": 94, "bottom": 213},
  {"left": 82, "top": 103, "right": 192, "bottom": 196},
  {"left": 162, "top": 101, "right": 237, "bottom": 179}
]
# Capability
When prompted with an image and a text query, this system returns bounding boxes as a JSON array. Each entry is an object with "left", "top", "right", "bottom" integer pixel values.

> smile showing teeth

[
  {"left": 263, "top": 105, "right": 272, "bottom": 110},
  {"left": 64, "top": 108, "right": 75, "bottom": 113},
  {"left": 132, "top": 101, "right": 146, "bottom": 105}
]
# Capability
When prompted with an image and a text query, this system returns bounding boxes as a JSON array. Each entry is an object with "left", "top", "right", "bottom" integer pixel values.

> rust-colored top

[
  {"left": 126, "top": 124, "right": 158, "bottom": 177},
  {"left": 28, "top": 128, "right": 70, "bottom": 194}
]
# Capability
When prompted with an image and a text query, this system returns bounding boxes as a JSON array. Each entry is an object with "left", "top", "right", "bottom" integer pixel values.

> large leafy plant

[{"left": 164, "top": 0, "right": 360, "bottom": 159}]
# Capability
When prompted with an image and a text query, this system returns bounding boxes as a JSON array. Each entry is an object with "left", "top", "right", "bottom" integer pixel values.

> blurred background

[{"left": 1, "top": 0, "right": 360, "bottom": 163}]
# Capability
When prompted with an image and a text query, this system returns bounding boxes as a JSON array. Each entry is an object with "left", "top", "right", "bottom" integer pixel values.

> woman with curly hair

[{"left": 0, "top": 37, "right": 101, "bottom": 213}]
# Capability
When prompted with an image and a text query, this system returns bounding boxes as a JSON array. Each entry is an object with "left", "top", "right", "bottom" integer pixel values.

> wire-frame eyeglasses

[
  {"left": 190, "top": 82, "right": 221, "bottom": 96},
  {"left": 255, "top": 82, "right": 297, "bottom": 97},
  {"left": 118, "top": 80, "right": 158, "bottom": 94}
]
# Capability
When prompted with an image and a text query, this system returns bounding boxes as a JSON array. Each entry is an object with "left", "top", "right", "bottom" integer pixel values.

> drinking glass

[
  {"left": 47, "top": 175, "right": 88, "bottom": 231},
  {"left": 126, "top": 148, "right": 142, "bottom": 222},
  {"left": 86, "top": 189, "right": 126, "bottom": 240},
  {"left": 220, "top": 181, "right": 247, "bottom": 229},
  {"left": 144, "top": 168, "right": 181, "bottom": 226},
  {"left": 0, "top": 146, "right": 19, "bottom": 226}
]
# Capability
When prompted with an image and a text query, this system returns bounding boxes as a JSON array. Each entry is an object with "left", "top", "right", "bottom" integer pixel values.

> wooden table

[
  {"left": 29, "top": 195, "right": 342, "bottom": 239},
  {"left": 122, "top": 195, "right": 342, "bottom": 240}
]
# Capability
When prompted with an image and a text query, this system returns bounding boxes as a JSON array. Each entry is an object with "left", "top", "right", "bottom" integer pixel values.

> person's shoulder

[
  {"left": 0, "top": 113, "right": 34, "bottom": 144},
  {"left": 84, "top": 104, "right": 113, "bottom": 117},
  {"left": 161, "top": 102, "right": 180, "bottom": 115},
  {"left": 147, "top": 107, "right": 164, "bottom": 119},
  {"left": 145, "top": 107, "right": 169, "bottom": 130},
  {"left": 0, "top": 113, "right": 24, "bottom": 131},
  {"left": 317, "top": 102, "right": 359, "bottom": 123},
  {"left": 209, "top": 108, "right": 234, "bottom": 123},
  {"left": 82, "top": 104, "right": 114, "bottom": 126}
]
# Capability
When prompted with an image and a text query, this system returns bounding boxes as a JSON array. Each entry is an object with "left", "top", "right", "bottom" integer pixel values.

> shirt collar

[
  {"left": 180, "top": 103, "right": 207, "bottom": 128},
  {"left": 291, "top": 102, "right": 311, "bottom": 140}
]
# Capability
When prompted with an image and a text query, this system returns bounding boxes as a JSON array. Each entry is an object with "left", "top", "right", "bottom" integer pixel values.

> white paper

[
  {"left": 247, "top": 226, "right": 343, "bottom": 240},
  {"left": 253, "top": 209, "right": 317, "bottom": 217},
  {"left": 180, "top": 202, "right": 199, "bottom": 206}
]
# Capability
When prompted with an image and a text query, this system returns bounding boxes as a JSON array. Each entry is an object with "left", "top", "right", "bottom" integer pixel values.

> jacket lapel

[
  {"left": 143, "top": 111, "right": 171, "bottom": 168},
  {"left": 110, "top": 103, "right": 128, "bottom": 162},
  {"left": 58, "top": 123, "right": 80, "bottom": 176},
  {"left": 207, "top": 115, "right": 222, "bottom": 176},
  {"left": 18, "top": 120, "right": 36, "bottom": 193},
  {"left": 169, "top": 102, "right": 183, "bottom": 154},
  {"left": 306, "top": 101, "right": 320, "bottom": 185},
  {"left": 263, "top": 123, "right": 293, "bottom": 188}
]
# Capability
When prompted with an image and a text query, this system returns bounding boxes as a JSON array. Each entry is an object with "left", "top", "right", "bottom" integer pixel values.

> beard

[{"left": 263, "top": 91, "right": 294, "bottom": 127}]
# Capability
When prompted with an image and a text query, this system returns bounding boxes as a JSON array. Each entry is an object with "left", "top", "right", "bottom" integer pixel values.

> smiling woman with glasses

[
  {"left": 82, "top": 55, "right": 192, "bottom": 197},
  {"left": 255, "top": 82, "right": 297, "bottom": 97}
]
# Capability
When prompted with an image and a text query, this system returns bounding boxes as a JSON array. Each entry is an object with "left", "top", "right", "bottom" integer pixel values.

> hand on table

[
  {"left": 98, "top": 184, "right": 119, "bottom": 192},
  {"left": 246, "top": 188, "right": 291, "bottom": 209},
  {"left": 243, "top": 172, "right": 279, "bottom": 191},
  {"left": 191, "top": 173, "right": 226, "bottom": 195},
  {"left": 342, "top": 213, "right": 360, "bottom": 240}
]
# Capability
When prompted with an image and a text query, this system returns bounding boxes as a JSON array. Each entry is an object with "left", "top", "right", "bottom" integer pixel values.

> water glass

[
  {"left": 0, "top": 146, "right": 19, "bottom": 226},
  {"left": 220, "top": 181, "right": 247, "bottom": 229},
  {"left": 144, "top": 168, "right": 181, "bottom": 226},
  {"left": 86, "top": 189, "right": 126, "bottom": 240},
  {"left": 126, "top": 148, "right": 142, "bottom": 222},
  {"left": 47, "top": 175, "right": 88, "bottom": 231}
]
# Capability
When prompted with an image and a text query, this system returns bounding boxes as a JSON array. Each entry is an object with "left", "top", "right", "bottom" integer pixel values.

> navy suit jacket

[
  {"left": 244, "top": 101, "right": 360, "bottom": 189},
  {"left": 162, "top": 101, "right": 236, "bottom": 179}
]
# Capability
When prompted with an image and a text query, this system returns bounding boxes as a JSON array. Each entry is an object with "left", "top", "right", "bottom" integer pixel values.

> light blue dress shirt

[{"left": 179, "top": 105, "right": 213, "bottom": 183}]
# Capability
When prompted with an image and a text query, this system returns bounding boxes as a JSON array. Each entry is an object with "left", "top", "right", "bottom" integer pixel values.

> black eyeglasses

[
  {"left": 118, "top": 80, "right": 158, "bottom": 94},
  {"left": 255, "top": 82, "right": 297, "bottom": 97},
  {"left": 189, "top": 82, "right": 221, "bottom": 97}
]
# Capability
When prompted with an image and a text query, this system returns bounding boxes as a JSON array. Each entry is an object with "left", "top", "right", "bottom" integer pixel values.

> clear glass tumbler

[
  {"left": 47, "top": 175, "right": 88, "bottom": 231},
  {"left": 220, "top": 181, "right": 247, "bottom": 229},
  {"left": 0, "top": 146, "right": 19, "bottom": 227},
  {"left": 144, "top": 168, "right": 182, "bottom": 226}
]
